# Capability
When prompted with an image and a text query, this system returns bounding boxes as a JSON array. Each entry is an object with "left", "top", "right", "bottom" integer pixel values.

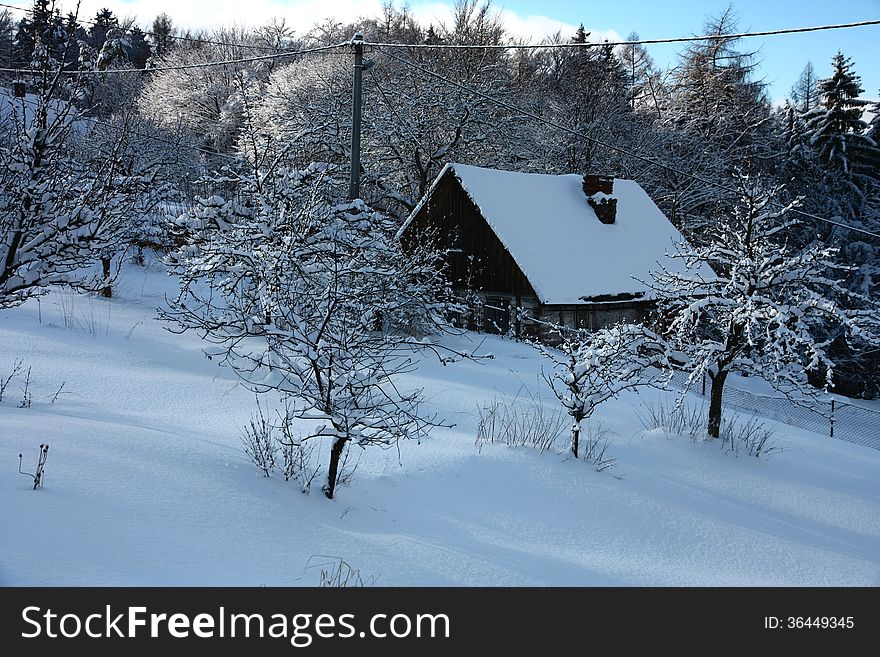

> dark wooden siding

[{"left": 402, "top": 171, "right": 537, "bottom": 298}]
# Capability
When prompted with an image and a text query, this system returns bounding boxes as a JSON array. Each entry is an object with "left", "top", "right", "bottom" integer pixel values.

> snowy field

[{"left": 1, "top": 259, "right": 879, "bottom": 586}]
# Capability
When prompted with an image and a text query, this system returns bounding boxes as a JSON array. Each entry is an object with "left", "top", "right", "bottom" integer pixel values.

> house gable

[{"left": 401, "top": 168, "right": 538, "bottom": 299}]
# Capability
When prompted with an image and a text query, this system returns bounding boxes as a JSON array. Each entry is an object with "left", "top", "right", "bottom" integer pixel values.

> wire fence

[
  {"left": 667, "top": 369, "right": 880, "bottom": 451},
  {"left": 454, "top": 298, "right": 880, "bottom": 450}
]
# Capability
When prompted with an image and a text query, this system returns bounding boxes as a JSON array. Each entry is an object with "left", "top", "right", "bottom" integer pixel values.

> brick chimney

[
  {"left": 582, "top": 174, "right": 614, "bottom": 196},
  {"left": 583, "top": 175, "right": 617, "bottom": 224}
]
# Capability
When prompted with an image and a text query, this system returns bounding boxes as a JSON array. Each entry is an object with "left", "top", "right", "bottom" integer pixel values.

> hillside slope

[{"left": 1, "top": 261, "right": 878, "bottom": 586}]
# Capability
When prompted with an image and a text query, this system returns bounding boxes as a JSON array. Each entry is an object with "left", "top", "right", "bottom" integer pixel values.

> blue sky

[
  {"left": 495, "top": 0, "right": 880, "bottom": 103},
  {"left": 5, "top": 0, "right": 878, "bottom": 102}
]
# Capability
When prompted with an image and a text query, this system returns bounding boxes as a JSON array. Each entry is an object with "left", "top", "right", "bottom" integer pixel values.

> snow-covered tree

[
  {"left": 803, "top": 53, "right": 874, "bottom": 181},
  {"left": 530, "top": 29, "right": 633, "bottom": 175},
  {"left": 859, "top": 95, "right": 880, "bottom": 182},
  {"left": 537, "top": 325, "right": 667, "bottom": 458},
  {"left": 0, "top": 9, "right": 15, "bottom": 73},
  {"left": 247, "top": 3, "right": 517, "bottom": 217},
  {"left": 12, "top": 0, "right": 66, "bottom": 68},
  {"left": 87, "top": 8, "right": 118, "bottom": 50},
  {"left": 0, "top": 47, "right": 156, "bottom": 307},
  {"left": 246, "top": 54, "right": 351, "bottom": 170},
  {"left": 139, "top": 26, "right": 288, "bottom": 163},
  {"left": 364, "top": 50, "right": 516, "bottom": 213},
  {"left": 650, "top": 172, "right": 879, "bottom": 437},
  {"left": 616, "top": 32, "right": 657, "bottom": 112},
  {"left": 667, "top": 8, "right": 770, "bottom": 162},
  {"left": 163, "top": 159, "right": 462, "bottom": 498}
]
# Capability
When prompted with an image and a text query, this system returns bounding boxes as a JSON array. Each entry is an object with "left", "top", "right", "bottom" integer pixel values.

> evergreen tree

[
  {"left": 150, "top": 13, "right": 175, "bottom": 58},
  {"left": 88, "top": 8, "right": 118, "bottom": 50},
  {"left": 803, "top": 53, "right": 873, "bottom": 179},
  {"left": 12, "top": 0, "right": 65, "bottom": 67},
  {"left": 126, "top": 26, "right": 151, "bottom": 69}
]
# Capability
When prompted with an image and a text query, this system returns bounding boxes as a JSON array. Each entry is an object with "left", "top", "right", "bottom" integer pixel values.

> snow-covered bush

[{"left": 536, "top": 324, "right": 668, "bottom": 458}]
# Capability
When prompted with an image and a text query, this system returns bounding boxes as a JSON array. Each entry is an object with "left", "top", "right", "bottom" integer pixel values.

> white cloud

[{"left": 4, "top": 0, "right": 617, "bottom": 44}]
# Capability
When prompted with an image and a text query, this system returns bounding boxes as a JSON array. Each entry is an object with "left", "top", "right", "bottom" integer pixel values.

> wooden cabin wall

[{"left": 405, "top": 173, "right": 537, "bottom": 299}]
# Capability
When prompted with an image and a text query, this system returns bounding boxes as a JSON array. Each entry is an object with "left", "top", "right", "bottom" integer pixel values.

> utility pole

[{"left": 348, "top": 32, "right": 364, "bottom": 200}]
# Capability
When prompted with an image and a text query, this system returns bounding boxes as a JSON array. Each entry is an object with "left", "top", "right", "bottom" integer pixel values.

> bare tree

[{"left": 164, "top": 157, "right": 463, "bottom": 498}]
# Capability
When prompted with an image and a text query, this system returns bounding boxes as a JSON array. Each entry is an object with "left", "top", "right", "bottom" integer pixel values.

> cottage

[{"left": 397, "top": 163, "right": 709, "bottom": 337}]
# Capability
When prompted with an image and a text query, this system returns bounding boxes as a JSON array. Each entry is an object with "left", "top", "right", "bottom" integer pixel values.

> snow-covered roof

[
  {"left": 400, "top": 163, "right": 713, "bottom": 305},
  {"left": 0, "top": 88, "right": 71, "bottom": 126}
]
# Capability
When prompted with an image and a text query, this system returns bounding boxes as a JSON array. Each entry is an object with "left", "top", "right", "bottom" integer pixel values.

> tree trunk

[
  {"left": 101, "top": 257, "right": 112, "bottom": 298},
  {"left": 324, "top": 436, "right": 348, "bottom": 499},
  {"left": 707, "top": 369, "right": 728, "bottom": 438},
  {"left": 571, "top": 423, "right": 580, "bottom": 459}
]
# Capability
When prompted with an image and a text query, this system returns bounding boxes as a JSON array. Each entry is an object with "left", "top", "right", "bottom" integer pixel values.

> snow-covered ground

[{"left": 1, "top": 259, "right": 878, "bottom": 586}]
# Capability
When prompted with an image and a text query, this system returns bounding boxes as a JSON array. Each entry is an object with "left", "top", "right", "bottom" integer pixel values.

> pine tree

[
  {"left": 803, "top": 52, "right": 872, "bottom": 178},
  {"left": 12, "top": 0, "right": 64, "bottom": 67},
  {"left": 88, "top": 8, "right": 117, "bottom": 50},
  {"left": 150, "top": 13, "right": 175, "bottom": 58},
  {"left": 126, "top": 26, "right": 151, "bottom": 69}
]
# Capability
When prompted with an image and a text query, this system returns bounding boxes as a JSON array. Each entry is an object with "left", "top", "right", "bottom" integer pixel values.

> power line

[
  {"left": 366, "top": 19, "right": 880, "bottom": 50},
  {"left": 3, "top": 1, "right": 877, "bottom": 54},
  {"left": 0, "top": 41, "right": 347, "bottom": 75},
  {"left": 3, "top": 90, "right": 241, "bottom": 161},
  {"left": 377, "top": 46, "right": 880, "bottom": 240},
  {"left": 367, "top": 68, "right": 426, "bottom": 154},
  {"left": 0, "top": 1, "right": 288, "bottom": 52}
]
